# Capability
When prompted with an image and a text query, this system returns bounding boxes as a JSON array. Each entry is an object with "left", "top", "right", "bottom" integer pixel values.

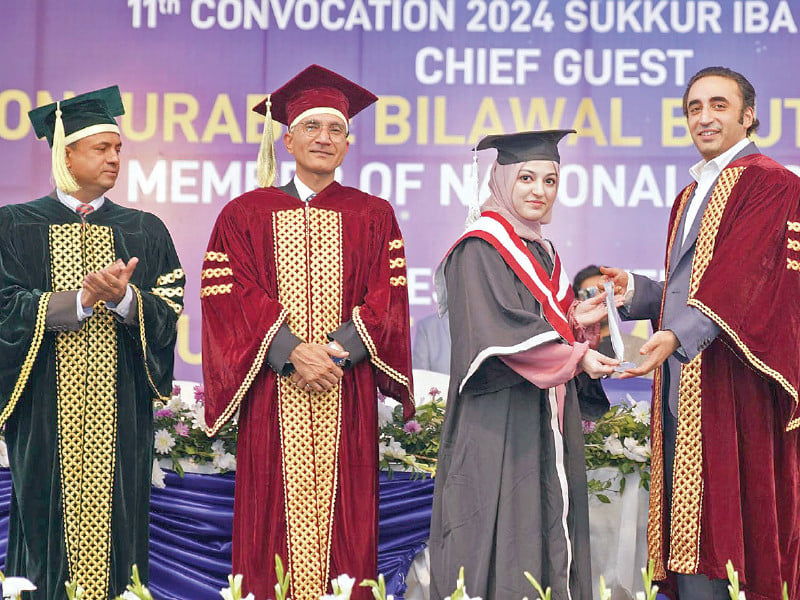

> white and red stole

[{"left": 437, "top": 211, "right": 574, "bottom": 343}]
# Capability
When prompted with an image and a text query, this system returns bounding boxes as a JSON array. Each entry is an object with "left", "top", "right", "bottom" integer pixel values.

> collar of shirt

[
  {"left": 688, "top": 137, "right": 751, "bottom": 184},
  {"left": 293, "top": 176, "right": 317, "bottom": 202},
  {"left": 56, "top": 188, "right": 105, "bottom": 213}
]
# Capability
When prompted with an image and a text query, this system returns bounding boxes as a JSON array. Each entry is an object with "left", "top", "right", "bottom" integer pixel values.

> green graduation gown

[{"left": 0, "top": 195, "right": 183, "bottom": 599}]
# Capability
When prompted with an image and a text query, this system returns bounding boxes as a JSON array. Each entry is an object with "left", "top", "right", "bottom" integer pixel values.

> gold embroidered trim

[
  {"left": 389, "top": 257, "right": 406, "bottom": 269},
  {"left": 204, "top": 251, "right": 229, "bottom": 262},
  {"left": 788, "top": 258, "right": 800, "bottom": 271},
  {"left": 788, "top": 221, "right": 800, "bottom": 232},
  {"left": 390, "top": 276, "right": 407, "bottom": 287},
  {"left": 200, "top": 283, "right": 233, "bottom": 297},
  {"left": 204, "top": 308, "right": 287, "bottom": 437},
  {"left": 352, "top": 305, "right": 412, "bottom": 397},
  {"left": 389, "top": 239, "right": 404, "bottom": 250},
  {"left": 0, "top": 292, "right": 52, "bottom": 427},
  {"left": 787, "top": 239, "right": 800, "bottom": 252},
  {"left": 50, "top": 222, "right": 117, "bottom": 599},
  {"left": 132, "top": 285, "right": 171, "bottom": 403},
  {"left": 156, "top": 268, "right": 185, "bottom": 286},
  {"left": 156, "top": 295, "right": 183, "bottom": 316},
  {"left": 274, "top": 207, "right": 343, "bottom": 600},
  {"left": 664, "top": 167, "right": 745, "bottom": 574},
  {"left": 689, "top": 298, "right": 800, "bottom": 431},
  {"left": 150, "top": 286, "right": 184, "bottom": 298},
  {"left": 201, "top": 267, "right": 233, "bottom": 279},
  {"left": 647, "top": 183, "right": 694, "bottom": 581}
]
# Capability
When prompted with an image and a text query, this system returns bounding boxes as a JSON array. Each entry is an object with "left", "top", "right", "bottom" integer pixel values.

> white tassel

[
  {"left": 51, "top": 102, "right": 79, "bottom": 194},
  {"left": 464, "top": 144, "right": 481, "bottom": 227},
  {"left": 255, "top": 94, "right": 277, "bottom": 188}
]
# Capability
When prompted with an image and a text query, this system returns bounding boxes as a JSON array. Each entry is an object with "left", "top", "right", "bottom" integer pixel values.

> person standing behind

[
  {"left": 604, "top": 66, "right": 800, "bottom": 599},
  {"left": 0, "top": 86, "right": 184, "bottom": 599},
  {"left": 429, "top": 130, "right": 618, "bottom": 600},
  {"left": 201, "top": 65, "right": 414, "bottom": 600}
]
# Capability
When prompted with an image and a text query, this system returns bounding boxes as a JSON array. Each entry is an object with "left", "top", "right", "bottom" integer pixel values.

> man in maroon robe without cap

[
  {"left": 200, "top": 65, "right": 413, "bottom": 600},
  {"left": 605, "top": 66, "right": 800, "bottom": 600}
]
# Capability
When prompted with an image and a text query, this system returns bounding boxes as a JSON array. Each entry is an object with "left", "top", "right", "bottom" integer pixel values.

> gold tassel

[
  {"left": 256, "top": 94, "right": 276, "bottom": 188},
  {"left": 51, "top": 102, "right": 79, "bottom": 194}
]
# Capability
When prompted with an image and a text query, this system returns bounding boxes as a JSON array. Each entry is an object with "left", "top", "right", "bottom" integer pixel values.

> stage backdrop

[{"left": 2, "top": 0, "right": 800, "bottom": 381}]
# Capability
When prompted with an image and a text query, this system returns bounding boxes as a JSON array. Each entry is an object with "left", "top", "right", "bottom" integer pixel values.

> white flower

[
  {"left": 216, "top": 452, "right": 237, "bottom": 471},
  {"left": 154, "top": 429, "right": 176, "bottom": 454},
  {"left": 167, "top": 394, "right": 184, "bottom": 412},
  {"left": 331, "top": 573, "right": 356, "bottom": 599},
  {"left": 121, "top": 592, "right": 139, "bottom": 600},
  {"left": 622, "top": 437, "right": 650, "bottom": 463},
  {"left": 3, "top": 576, "right": 37, "bottom": 599},
  {"left": 629, "top": 397, "right": 651, "bottom": 425},
  {"left": 151, "top": 459, "right": 166, "bottom": 488},
  {"left": 220, "top": 573, "right": 254, "bottom": 600},
  {"left": 379, "top": 436, "right": 407, "bottom": 460},
  {"left": 0, "top": 439, "right": 9, "bottom": 468},
  {"left": 377, "top": 400, "right": 394, "bottom": 428},
  {"left": 603, "top": 433, "right": 624, "bottom": 456},
  {"left": 190, "top": 402, "right": 207, "bottom": 430}
]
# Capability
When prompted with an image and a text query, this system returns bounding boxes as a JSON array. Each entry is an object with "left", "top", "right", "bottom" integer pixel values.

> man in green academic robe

[{"left": 0, "top": 86, "right": 183, "bottom": 599}]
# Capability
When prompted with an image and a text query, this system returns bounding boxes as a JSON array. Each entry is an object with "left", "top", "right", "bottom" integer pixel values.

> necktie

[
  {"left": 76, "top": 203, "right": 94, "bottom": 219},
  {"left": 306, "top": 193, "right": 316, "bottom": 202}
]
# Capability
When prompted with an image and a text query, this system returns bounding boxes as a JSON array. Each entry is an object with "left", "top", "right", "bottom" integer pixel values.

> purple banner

[{"left": 2, "top": 0, "right": 799, "bottom": 380}]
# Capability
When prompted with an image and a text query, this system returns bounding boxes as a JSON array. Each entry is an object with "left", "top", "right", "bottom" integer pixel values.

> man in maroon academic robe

[
  {"left": 606, "top": 67, "right": 800, "bottom": 599},
  {"left": 200, "top": 65, "right": 413, "bottom": 600}
]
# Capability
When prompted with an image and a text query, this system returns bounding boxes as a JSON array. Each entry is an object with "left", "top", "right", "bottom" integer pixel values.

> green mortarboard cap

[
  {"left": 475, "top": 129, "right": 576, "bottom": 165},
  {"left": 29, "top": 85, "right": 124, "bottom": 147}
]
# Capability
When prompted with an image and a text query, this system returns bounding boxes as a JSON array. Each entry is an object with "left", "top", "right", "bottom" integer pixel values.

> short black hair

[
  {"left": 572, "top": 264, "right": 602, "bottom": 296},
  {"left": 682, "top": 66, "right": 759, "bottom": 136}
]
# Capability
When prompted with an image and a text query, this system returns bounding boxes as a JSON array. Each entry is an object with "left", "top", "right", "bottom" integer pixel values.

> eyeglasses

[
  {"left": 576, "top": 286, "right": 600, "bottom": 301},
  {"left": 293, "top": 120, "right": 348, "bottom": 141}
]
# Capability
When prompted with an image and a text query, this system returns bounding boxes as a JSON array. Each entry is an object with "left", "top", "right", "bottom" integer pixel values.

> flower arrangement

[
  {"left": 377, "top": 387, "right": 445, "bottom": 475},
  {"left": 583, "top": 395, "right": 651, "bottom": 502},
  {"left": 152, "top": 382, "right": 238, "bottom": 477}
]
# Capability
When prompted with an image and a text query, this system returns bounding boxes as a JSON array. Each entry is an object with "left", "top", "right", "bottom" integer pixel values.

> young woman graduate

[{"left": 429, "top": 130, "right": 619, "bottom": 600}]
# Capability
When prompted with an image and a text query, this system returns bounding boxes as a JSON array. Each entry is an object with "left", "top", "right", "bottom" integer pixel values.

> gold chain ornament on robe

[
  {"left": 49, "top": 222, "right": 118, "bottom": 599},
  {"left": 274, "top": 206, "right": 343, "bottom": 600}
]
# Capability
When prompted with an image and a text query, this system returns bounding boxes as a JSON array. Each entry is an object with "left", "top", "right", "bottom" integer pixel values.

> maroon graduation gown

[
  {"left": 200, "top": 182, "right": 413, "bottom": 600},
  {"left": 648, "top": 153, "right": 800, "bottom": 600}
]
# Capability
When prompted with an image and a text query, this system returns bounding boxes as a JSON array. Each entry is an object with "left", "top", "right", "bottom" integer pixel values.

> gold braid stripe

[
  {"left": 132, "top": 285, "right": 171, "bottom": 402},
  {"left": 201, "top": 283, "right": 233, "bottom": 297},
  {"left": 150, "top": 286, "right": 184, "bottom": 298},
  {"left": 204, "top": 251, "right": 229, "bottom": 262},
  {"left": 389, "top": 257, "right": 406, "bottom": 269},
  {"left": 788, "top": 258, "right": 800, "bottom": 272},
  {"left": 156, "top": 268, "right": 185, "bottom": 286},
  {"left": 0, "top": 292, "right": 52, "bottom": 427},
  {"left": 51, "top": 222, "right": 117, "bottom": 599},
  {"left": 204, "top": 308, "right": 288, "bottom": 437},
  {"left": 390, "top": 276, "right": 407, "bottom": 287},
  {"left": 788, "top": 221, "right": 800, "bottom": 232},
  {"left": 351, "top": 306, "right": 412, "bottom": 397},
  {"left": 647, "top": 182, "right": 694, "bottom": 581},
  {"left": 787, "top": 238, "right": 800, "bottom": 252},
  {"left": 274, "top": 207, "right": 343, "bottom": 599},
  {"left": 157, "top": 295, "right": 183, "bottom": 316},
  {"left": 201, "top": 267, "right": 233, "bottom": 279},
  {"left": 389, "top": 239, "right": 404, "bottom": 250},
  {"left": 667, "top": 167, "right": 745, "bottom": 574}
]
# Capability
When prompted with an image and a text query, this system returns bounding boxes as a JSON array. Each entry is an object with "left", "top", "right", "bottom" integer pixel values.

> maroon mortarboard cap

[
  {"left": 252, "top": 64, "right": 378, "bottom": 127},
  {"left": 252, "top": 65, "right": 378, "bottom": 188}
]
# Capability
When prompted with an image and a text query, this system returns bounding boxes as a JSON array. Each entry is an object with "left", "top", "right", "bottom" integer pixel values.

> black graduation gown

[{"left": 429, "top": 237, "right": 593, "bottom": 600}]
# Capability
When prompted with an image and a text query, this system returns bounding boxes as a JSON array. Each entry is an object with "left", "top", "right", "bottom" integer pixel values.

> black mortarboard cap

[{"left": 475, "top": 129, "right": 576, "bottom": 165}]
